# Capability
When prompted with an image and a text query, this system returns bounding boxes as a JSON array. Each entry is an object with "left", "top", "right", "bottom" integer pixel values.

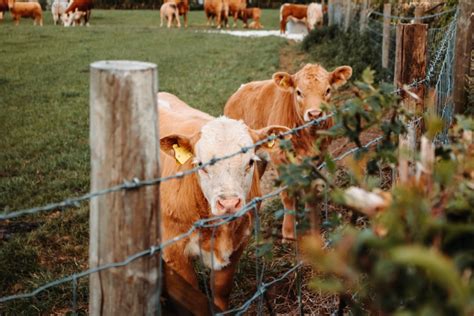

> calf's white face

[{"left": 161, "top": 117, "right": 288, "bottom": 216}]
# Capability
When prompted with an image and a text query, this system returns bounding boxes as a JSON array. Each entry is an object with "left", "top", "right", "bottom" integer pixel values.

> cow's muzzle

[{"left": 216, "top": 195, "right": 242, "bottom": 215}]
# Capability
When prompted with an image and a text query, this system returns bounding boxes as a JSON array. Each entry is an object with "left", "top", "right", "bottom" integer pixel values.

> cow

[
  {"left": 238, "top": 7, "right": 262, "bottom": 29},
  {"left": 307, "top": 2, "right": 323, "bottom": 30},
  {"left": 160, "top": 2, "right": 180, "bottom": 28},
  {"left": 164, "top": 0, "right": 188, "bottom": 27},
  {"left": 279, "top": 3, "right": 307, "bottom": 34},
  {"left": 204, "top": 0, "right": 229, "bottom": 29},
  {"left": 159, "top": 92, "right": 289, "bottom": 310},
  {"left": 51, "top": 0, "right": 68, "bottom": 25},
  {"left": 63, "top": 8, "right": 86, "bottom": 26},
  {"left": 7, "top": 0, "right": 42, "bottom": 26},
  {"left": 63, "top": 0, "right": 92, "bottom": 26},
  {"left": 0, "top": 0, "right": 8, "bottom": 22},
  {"left": 224, "top": 63, "right": 352, "bottom": 241},
  {"left": 227, "top": 0, "right": 245, "bottom": 27}
]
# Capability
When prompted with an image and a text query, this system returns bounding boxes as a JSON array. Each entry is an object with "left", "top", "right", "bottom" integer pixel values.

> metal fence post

[{"left": 89, "top": 60, "right": 161, "bottom": 315}]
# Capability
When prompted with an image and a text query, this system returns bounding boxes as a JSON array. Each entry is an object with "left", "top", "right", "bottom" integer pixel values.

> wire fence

[{"left": 0, "top": 4, "right": 460, "bottom": 315}]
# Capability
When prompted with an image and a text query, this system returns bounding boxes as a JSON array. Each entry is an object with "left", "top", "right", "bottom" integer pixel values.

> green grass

[{"left": 0, "top": 9, "right": 290, "bottom": 314}]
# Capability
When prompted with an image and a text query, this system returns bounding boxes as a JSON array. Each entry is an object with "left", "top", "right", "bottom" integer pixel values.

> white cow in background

[
  {"left": 51, "top": 0, "right": 68, "bottom": 25},
  {"left": 307, "top": 2, "right": 323, "bottom": 31}
]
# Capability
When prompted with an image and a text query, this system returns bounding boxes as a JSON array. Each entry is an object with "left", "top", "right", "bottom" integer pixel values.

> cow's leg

[
  {"left": 280, "top": 16, "right": 286, "bottom": 34},
  {"left": 163, "top": 245, "right": 199, "bottom": 289},
  {"left": 39, "top": 16, "right": 43, "bottom": 26},
  {"left": 232, "top": 12, "right": 237, "bottom": 27},
  {"left": 176, "top": 12, "right": 181, "bottom": 28},
  {"left": 212, "top": 244, "right": 246, "bottom": 311},
  {"left": 281, "top": 190, "right": 297, "bottom": 241},
  {"left": 160, "top": 11, "right": 164, "bottom": 27},
  {"left": 167, "top": 14, "right": 172, "bottom": 28},
  {"left": 183, "top": 12, "right": 187, "bottom": 27}
]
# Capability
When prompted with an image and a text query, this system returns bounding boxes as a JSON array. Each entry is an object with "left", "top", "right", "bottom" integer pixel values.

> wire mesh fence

[{"left": 0, "top": 3, "right": 460, "bottom": 315}]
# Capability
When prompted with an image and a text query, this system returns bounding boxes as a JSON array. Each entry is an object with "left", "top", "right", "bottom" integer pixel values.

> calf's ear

[
  {"left": 330, "top": 66, "right": 352, "bottom": 89},
  {"left": 249, "top": 125, "right": 291, "bottom": 149},
  {"left": 273, "top": 72, "right": 295, "bottom": 92},
  {"left": 160, "top": 134, "right": 195, "bottom": 165}
]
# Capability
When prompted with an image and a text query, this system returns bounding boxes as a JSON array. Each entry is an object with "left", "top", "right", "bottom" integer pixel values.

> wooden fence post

[
  {"left": 382, "top": 3, "right": 391, "bottom": 69},
  {"left": 328, "top": 0, "right": 334, "bottom": 26},
  {"left": 89, "top": 61, "right": 160, "bottom": 315},
  {"left": 343, "top": 0, "right": 352, "bottom": 32},
  {"left": 453, "top": 0, "right": 474, "bottom": 113},
  {"left": 394, "top": 24, "right": 428, "bottom": 181},
  {"left": 359, "top": 0, "right": 369, "bottom": 33},
  {"left": 414, "top": 6, "right": 423, "bottom": 24}
]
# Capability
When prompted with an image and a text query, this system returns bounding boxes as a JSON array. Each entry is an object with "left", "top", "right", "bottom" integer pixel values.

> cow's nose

[
  {"left": 307, "top": 109, "right": 323, "bottom": 120},
  {"left": 216, "top": 196, "right": 242, "bottom": 214}
]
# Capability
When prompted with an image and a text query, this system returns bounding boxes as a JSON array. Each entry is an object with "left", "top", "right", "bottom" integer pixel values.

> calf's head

[
  {"left": 272, "top": 63, "right": 352, "bottom": 122},
  {"left": 161, "top": 117, "right": 288, "bottom": 216}
]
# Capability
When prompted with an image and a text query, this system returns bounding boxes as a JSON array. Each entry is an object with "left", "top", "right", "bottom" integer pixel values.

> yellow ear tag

[
  {"left": 267, "top": 137, "right": 275, "bottom": 148},
  {"left": 172, "top": 144, "right": 192, "bottom": 165}
]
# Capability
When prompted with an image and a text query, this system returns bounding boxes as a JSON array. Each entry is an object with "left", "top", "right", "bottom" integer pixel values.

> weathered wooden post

[
  {"left": 343, "top": 0, "right": 352, "bottom": 32},
  {"left": 359, "top": 0, "right": 369, "bottom": 33},
  {"left": 89, "top": 61, "right": 161, "bottom": 315},
  {"left": 453, "top": 0, "right": 474, "bottom": 113},
  {"left": 382, "top": 3, "right": 392, "bottom": 69},
  {"left": 394, "top": 24, "right": 428, "bottom": 182},
  {"left": 328, "top": 0, "right": 334, "bottom": 26},
  {"left": 414, "top": 6, "right": 424, "bottom": 24}
]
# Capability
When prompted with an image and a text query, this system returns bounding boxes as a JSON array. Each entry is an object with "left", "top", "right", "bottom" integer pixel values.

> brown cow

[
  {"left": 224, "top": 64, "right": 352, "bottom": 241},
  {"left": 279, "top": 3, "right": 307, "bottom": 34},
  {"left": 64, "top": 0, "right": 92, "bottom": 26},
  {"left": 159, "top": 92, "right": 289, "bottom": 310},
  {"left": 204, "top": 0, "right": 228, "bottom": 28},
  {"left": 164, "top": 0, "right": 188, "bottom": 27},
  {"left": 238, "top": 7, "right": 262, "bottom": 29},
  {"left": 227, "top": 0, "right": 245, "bottom": 27},
  {"left": 8, "top": 0, "right": 42, "bottom": 26}
]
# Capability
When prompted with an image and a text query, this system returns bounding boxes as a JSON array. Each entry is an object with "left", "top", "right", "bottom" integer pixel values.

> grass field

[{"left": 0, "top": 8, "right": 315, "bottom": 314}]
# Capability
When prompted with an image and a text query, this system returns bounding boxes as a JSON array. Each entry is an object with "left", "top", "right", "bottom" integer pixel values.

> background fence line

[{"left": 1, "top": 4, "right": 461, "bottom": 314}]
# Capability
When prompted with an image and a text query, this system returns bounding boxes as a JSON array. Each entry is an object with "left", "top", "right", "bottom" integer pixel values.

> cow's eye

[
  {"left": 246, "top": 159, "right": 255, "bottom": 172},
  {"left": 296, "top": 89, "right": 303, "bottom": 97},
  {"left": 325, "top": 88, "right": 331, "bottom": 96}
]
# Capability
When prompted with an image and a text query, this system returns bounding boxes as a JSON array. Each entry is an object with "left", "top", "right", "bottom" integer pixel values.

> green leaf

[{"left": 361, "top": 68, "right": 375, "bottom": 85}]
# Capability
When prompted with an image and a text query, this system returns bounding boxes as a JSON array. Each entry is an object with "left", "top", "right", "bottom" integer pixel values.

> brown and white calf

[
  {"left": 164, "top": 0, "right": 188, "bottom": 27},
  {"left": 279, "top": 3, "right": 307, "bottom": 34},
  {"left": 160, "top": 2, "right": 180, "bottom": 28},
  {"left": 63, "top": 0, "right": 92, "bottom": 26},
  {"left": 8, "top": 0, "right": 42, "bottom": 26},
  {"left": 224, "top": 64, "right": 352, "bottom": 241},
  {"left": 159, "top": 92, "right": 288, "bottom": 310}
]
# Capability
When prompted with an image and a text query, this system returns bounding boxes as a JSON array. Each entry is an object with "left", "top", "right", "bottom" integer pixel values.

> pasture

[{"left": 0, "top": 8, "right": 316, "bottom": 314}]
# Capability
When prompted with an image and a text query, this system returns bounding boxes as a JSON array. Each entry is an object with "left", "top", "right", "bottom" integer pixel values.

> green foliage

[
  {"left": 302, "top": 26, "right": 392, "bottom": 82},
  {"left": 279, "top": 69, "right": 474, "bottom": 314}
]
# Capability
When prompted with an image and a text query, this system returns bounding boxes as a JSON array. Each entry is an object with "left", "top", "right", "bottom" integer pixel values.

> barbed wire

[
  {"left": 0, "top": 134, "right": 382, "bottom": 308},
  {"left": 0, "top": 112, "right": 334, "bottom": 221},
  {"left": 369, "top": 7, "right": 456, "bottom": 22}
]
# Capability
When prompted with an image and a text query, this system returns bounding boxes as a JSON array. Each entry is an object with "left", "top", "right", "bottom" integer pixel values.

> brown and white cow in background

[
  {"left": 307, "top": 2, "right": 323, "bottom": 30},
  {"left": 164, "top": 0, "right": 188, "bottom": 27},
  {"left": 62, "top": 0, "right": 92, "bottom": 26},
  {"left": 227, "top": 0, "right": 245, "bottom": 27},
  {"left": 204, "top": 0, "right": 229, "bottom": 28},
  {"left": 224, "top": 64, "right": 352, "bottom": 241},
  {"left": 238, "top": 7, "right": 262, "bottom": 29},
  {"left": 7, "top": 0, "right": 43, "bottom": 26},
  {"left": 51, "top": 0, "right": 68, "bottom": 24},
  {"left": 160, "top": 2, "right": 180, "bottom": 28},
  {"left": 159, "top": 92, "right": 289, "bottom": 310},
  {"left": 279, "top": 3, "right": 307, "bottom": 34}
]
